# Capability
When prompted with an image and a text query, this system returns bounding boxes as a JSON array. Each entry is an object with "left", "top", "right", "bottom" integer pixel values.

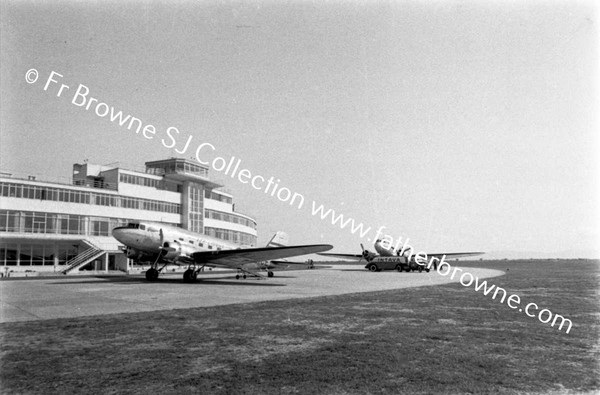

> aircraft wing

[
  {"left": 316, "top": 253, "right": 363, "bottom": 261},
  {"left": 318, "top": 251, "right": 484, "bottom": 261},
  {"left": 424, "top": 252, "right": 484, "bottom": 259},
  {"left": 192, "top": 244, "right": 333, "bottom": 267}
]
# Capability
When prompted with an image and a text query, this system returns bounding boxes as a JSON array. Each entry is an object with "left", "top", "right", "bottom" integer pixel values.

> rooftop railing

[{"left": 0, "top": 171, "right": 119, "bottom": 191}]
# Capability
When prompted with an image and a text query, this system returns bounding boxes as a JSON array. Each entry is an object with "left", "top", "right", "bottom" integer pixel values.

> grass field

[{"left": 1, "top": 259, "right": 599, "bottom": 394}]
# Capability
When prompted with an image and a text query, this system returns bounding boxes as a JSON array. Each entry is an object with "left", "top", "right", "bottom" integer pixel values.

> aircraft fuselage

[{"left": 112, "top": 222, "right": 244, "bottom": 264}]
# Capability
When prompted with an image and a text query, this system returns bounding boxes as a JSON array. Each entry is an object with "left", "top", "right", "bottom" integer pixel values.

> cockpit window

[
  {"left": 139, "top": 225, "right": 146, "bottom": 230},
  {"left": 127, "top": 223, "right": 140, "bottom": 229}
]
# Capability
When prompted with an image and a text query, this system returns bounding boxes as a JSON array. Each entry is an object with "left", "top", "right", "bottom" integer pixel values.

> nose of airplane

[
  {"left": 374, "top": 240, "right": 394, "bottom": 256},
  {"left": 112, "top": 226, "right": 131, "bottom": 244}
]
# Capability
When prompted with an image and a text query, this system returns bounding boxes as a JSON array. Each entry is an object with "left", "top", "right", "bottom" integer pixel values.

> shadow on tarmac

[{"left": 49, "top": 275, "right": 292, "bottom": 287}]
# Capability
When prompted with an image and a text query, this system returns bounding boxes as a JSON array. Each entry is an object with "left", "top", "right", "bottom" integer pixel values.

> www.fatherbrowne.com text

[{"left": 29, "top": 69, "right": 574, "bottom": 334}]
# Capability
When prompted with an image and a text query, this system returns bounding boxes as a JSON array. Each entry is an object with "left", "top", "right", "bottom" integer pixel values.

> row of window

[
  {"left": 0, "top": 210, "right": 131, "bottom": 237},
  {"left": 188, "top": 185, "right": 204, "bottom": 233},
  {"left": 205, "top": 190, "right": 233, "bottom": 204},
  {"left": 0, "top": 182, "right": 181, "bottom": 214},
  {"left": 204, "top": 209, "right": 257, "bottom": 229},
  {"left": 0, "top": 210, "right": 257, "bottom": 246},
  {"left": 119, "top": 173, "right": 163, "bottom": 188},
  {"left": 189, "top": 185, "right": 204, "bottom": 213},
  {"left": 146, "top": 162, "right": 209, "bottom": 177},
  {"left": 0, "top": 242, "right": 78, "bottom": 266},
  {"left": 120, "top": 174, "right": 235, "bottom": 210},
  {"left": 188, "top": 213, "right": 203, "bottom": 235},
  {"left": 205, "top": 227, "right": 257, "bottom": 246}
]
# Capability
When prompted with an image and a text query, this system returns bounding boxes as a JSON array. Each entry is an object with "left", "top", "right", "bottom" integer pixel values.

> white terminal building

[{"left": 0, "top": 158, "right": 257, "bottom": 275}]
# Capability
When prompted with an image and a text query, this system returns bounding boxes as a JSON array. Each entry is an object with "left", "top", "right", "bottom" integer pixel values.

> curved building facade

[{"left": 0, "top": 158, "right": 257, "bottom": 275}]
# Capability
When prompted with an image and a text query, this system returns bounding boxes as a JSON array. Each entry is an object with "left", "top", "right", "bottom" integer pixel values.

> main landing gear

[
  {"left": 183, "top": 264, "right": 205, "bottom": 282},
  {"left": 145, "top": 267, "right": 160, "bottom": 281},
  {"left": 183, "top": 269, "right": 198, "bottom": 282},
  {"left": 144, "top": 256, "right": 168, "bottom": 281}
]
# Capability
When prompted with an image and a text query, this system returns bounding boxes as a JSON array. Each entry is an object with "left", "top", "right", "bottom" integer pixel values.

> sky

[{"left": 1, "top": 1, "right": 598, "bottom": 258}]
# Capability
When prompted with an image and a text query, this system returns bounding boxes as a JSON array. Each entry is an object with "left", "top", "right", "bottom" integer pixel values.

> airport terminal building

[{"left": 0, "top": 158, "right": 257, "bottom": 275}]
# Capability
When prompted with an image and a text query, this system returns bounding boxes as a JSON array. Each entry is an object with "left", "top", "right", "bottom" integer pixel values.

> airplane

[
  {"left": 318, "top": 239, "right": 483, "bottom": 272},
  {"left": 111, "top": 221, "right": 333, "bottom": 282}
]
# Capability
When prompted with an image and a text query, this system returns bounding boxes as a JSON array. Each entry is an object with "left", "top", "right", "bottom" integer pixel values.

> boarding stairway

[{"left": 61, "top": 240, "right": 105, "bottom": 274}]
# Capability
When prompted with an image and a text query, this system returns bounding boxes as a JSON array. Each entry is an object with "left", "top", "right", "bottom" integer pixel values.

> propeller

[
  {"left": 157, "top": 229, "right": 170, "bottom": 256},
  {"left": 360, "top": 243, "right": 374, "bottom": 263},
  {"left": 358, "top": 244, "right": 365, "bottom": 264}
]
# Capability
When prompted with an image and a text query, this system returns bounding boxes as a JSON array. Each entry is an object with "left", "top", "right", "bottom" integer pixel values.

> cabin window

[{"left": 208, "top": 245, "right": 212, "bottom": 249}]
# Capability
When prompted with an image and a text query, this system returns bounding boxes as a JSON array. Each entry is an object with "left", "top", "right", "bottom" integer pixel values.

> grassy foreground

[{"left": 1, "top": 259, "right": 599, "bottom": 394}]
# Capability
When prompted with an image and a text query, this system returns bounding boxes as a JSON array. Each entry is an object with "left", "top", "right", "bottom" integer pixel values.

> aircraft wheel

[
  {"left": 236, "top": 274, "right": 240, "bottom": 280},
  {"left": 145, "top": 268, "right": 159, "bottom": 281},
  {"left": 268, "top": 271, "right": 274, "bottom": 278},
  {"left": 418, "top": 266, "right": 423, "bottom": 273},
  {"left": 368, "top": 264, "right": 378, "bottom": 272},
  {"left": 183, "top": 269, "right": 193, "bottom": 282},
  {"left": 396, "top": 265, "right": 402, "bottom": 272},
  {"left": 425, "top": 268, "right": 430, "bottom": 272},
  {"left": 243, "top": 274, "right": 247, "bottom": 279},
  {"left": 191, "top": 271, "right": 198, "bottom": 281}
]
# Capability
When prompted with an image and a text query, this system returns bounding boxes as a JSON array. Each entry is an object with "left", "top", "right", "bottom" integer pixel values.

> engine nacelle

[
  {"left": 362, "top": 249, "right": 377, "bottom": 262},
  {"left": 123, "top": 247, "right": 158, "bottom": 263},
  {"left": 124, "top": 246, "right": 141, "bottom": 259},
  {"left": 161, "top": 241, "right": 197, "bottom": 262}
]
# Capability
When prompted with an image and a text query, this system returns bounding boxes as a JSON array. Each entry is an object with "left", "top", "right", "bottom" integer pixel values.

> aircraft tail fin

[{"left": 266, "top": 231, "right": 289, "bottom": 248}]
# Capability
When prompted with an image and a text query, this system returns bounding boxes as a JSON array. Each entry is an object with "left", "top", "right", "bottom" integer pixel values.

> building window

[
  {"left": 204, "top": 209, "right": 257, "bottom": 230},
  {"left": 0, "top": 182, "right": 179, "bottom": 215},
  {"left": 204, "top": 227, "right": 257, "bottom": 246}
]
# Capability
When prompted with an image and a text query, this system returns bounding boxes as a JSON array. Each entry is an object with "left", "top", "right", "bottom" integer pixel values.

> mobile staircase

[{"left": 61, "top": 240, "right": 105, "bottom": 274}]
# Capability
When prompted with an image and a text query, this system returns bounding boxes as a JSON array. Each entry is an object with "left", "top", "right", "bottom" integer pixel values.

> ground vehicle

[
  {"left": 320, "top": 240, "right": 481, "bottom": 274},
  {"left": 364, "top": 256, "right": 430, "bottom": 272}
]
